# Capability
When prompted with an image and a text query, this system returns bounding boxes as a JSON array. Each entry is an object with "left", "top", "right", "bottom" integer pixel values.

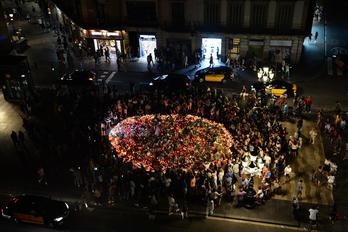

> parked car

[
  {"left": 1, "top": 195, "right": 70, "bottom": 227},
  {"left": 194, "top": 66, "right": 233, "bottom": 83},
  {"left": 251, "top": 80, "right": 297, "bottom": 97},
  {"left": 149, "top": 73, "right": 192, "bottom": 91},
  {"left": 60, "top": 70, "right": 96, "bottom": 85}
]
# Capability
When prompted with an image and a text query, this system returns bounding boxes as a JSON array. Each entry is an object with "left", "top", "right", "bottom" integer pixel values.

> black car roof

[
  {"left": 198, "top": 65, "right": 231, "bottom": 72},
  {"left": 18, "top": 195, "right": 61, "bottom": 205},
  {"left": 13, "top": 195, "right": 68, "bottom": 217},
  {"left": 268, "top": 80, "right": 292, "bottom": 87}
]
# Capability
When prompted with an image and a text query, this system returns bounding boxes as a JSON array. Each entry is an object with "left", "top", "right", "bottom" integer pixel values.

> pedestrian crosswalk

[{"left": 327, "top": 57, "right": 345, "bottom": 76}]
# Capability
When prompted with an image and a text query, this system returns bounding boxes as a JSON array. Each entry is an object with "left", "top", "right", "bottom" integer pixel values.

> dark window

[
  {"left": 275, "top": 3, "right": 294, "bottom": 29},
  {"left": 171, "top": 1, "right": 185, "bottom": 25},
  {"left": 251, "top": 3, "right": 267, "bottom": 28},
  {"left": 227, "top": 2, "right": 243, "bottom": 26},
  {"left": 96, "top": 3, "right": 106, "bottom": 25},
  {"left": 204, "top": 0, "right": 220, "bottom": 25},
  {"left": 127, "top": 1, "right": 157, "bottom": 21}
]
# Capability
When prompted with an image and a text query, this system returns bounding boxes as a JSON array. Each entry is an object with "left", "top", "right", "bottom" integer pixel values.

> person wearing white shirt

[
  {"left": 327, "top": 174, "right": 335, "bottom": 189},
  {"left": 264, "top": 154, "right": 271, "bottom": 166},
  {"left": 308, "top": 206, "right": 319, "bottom": 229},
  {"left": 284, "top": 164, "right": 292, "bottom": 182}
]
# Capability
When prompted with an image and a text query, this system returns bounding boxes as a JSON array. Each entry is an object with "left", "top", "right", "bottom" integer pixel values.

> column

[
  {"left": 243, "top": 0, "right": 250, "bottom": 28},
  {"left": 267, "top": 0, "right": 276, "bottom": 29},
  {"left": 292, "top": 0, "right": 304, "bottom": 29},
  {"left": 220, "top": 0, "right": 227, "bottom": 25}
]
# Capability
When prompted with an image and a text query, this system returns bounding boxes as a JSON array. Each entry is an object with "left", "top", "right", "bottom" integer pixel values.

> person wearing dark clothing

[
  {"left": 297, "top": 119, "right": 303, "bottom": 137},
  {"left": 11, "top": 131, "right": 18, "bottom": 147},
  {"left": 18, "top": 130, "right": 25, "bottom": 145},
  {"left": 105, "top": 47, "right": 110, "bottom": 63}
]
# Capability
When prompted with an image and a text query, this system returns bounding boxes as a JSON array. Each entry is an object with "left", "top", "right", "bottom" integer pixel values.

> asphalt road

[{"left": 0, "top": 206, "right": 305, "bottom": 232}]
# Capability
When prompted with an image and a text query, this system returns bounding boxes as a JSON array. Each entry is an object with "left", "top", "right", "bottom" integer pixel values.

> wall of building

[{"left": 50, "top": 0, "right": 314, "bottom": 63}]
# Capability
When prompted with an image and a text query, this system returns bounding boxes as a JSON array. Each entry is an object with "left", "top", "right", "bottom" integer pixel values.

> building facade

[{"left": 50, "top": 0, "right": 315, "bottom": 63}]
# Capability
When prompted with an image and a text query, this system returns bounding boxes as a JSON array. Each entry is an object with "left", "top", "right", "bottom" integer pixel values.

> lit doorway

[
  {"left": 93, "top": 39, "right": 122, "bottom": 62},
  {"left": 202, "top": 38, "right": 222, "bottom": 59},
  {"left": 139, "top": 35, "right": 157, "bottom": 59}
]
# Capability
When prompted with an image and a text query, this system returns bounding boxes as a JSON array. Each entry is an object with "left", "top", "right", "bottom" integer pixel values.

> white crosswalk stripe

[{"left": 106, "top": 71, "right": 116, "bottom": 84}]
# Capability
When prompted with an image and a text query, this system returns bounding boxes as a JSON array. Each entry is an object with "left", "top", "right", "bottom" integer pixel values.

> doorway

[
  {"left": 93, "top": 39, "right": 122, "bottom": 62},
  {"left": 139, "top": 35, "right": 157, "bottom": 60},
  {"left": 202, "top": 38, "right": 222, "bottom": 59}
]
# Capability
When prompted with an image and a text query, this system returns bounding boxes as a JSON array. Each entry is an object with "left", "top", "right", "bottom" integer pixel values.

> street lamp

[{"left": 257, "top": 67, "right": 274, "bottom": 83}]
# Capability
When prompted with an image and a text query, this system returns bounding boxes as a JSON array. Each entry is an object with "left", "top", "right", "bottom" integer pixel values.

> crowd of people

[
  {"left": 15, "top": 74, "right": 347, "bottom": 222},
  {"left": 90, "top": 86, "right": 309, "bottom": 214}
]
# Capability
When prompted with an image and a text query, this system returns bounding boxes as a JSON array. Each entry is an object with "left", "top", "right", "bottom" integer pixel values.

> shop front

[
  {"left": 202, "top": 38, "right": 222, "bottom": 59},
  {"left": 83, "top": 30, "right": 125, "bottom": 60},
  {"left": 248, "top": 40, "right": 265, "bottom": 60},
  {"left": 269, "top": 40, "right": 292, "bottom": 64},
  {"left": 139, "top": 34, "right": 157, "bottom": 59},
  {"left": 228, "top": 38, "right": 241, "bottom": 60},
  {"left": 167, "top": 38, "right": 192, "bottom": 56}
]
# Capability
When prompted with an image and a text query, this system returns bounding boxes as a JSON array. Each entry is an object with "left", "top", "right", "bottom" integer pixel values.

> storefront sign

[
  {"left": 91, "top": 31, "right": 103, "bottom": 36},
  {"left": 249, "top": 40, "right": 264, "bottom": 46},
  {"left": 270, "top": 40, "right": 292, "bottom": 47},
  {"left": 89, "top": 31, "right": 120, "bottom": 37}
]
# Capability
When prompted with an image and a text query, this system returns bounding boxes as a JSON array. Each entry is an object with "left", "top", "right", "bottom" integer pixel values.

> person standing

[
  {"left": 209, "top": 54, "right": 214, "bottom": 68},
  {"left": 309, "top": 128, "right": 318, "bottom": 145},
  {"left": 225, "top": 57, "right": 231, "bottom": 67},
  {"left": 149, "top": 194, "right": 158, "bottom": 220},
  {"left": 296, "top": 179, "right": 303, "bottom": 200},
  {"left": 308, "top": 206, "right": 319, "bottom": 231},
  {"left": 292, "top": 197, "right": 301, "bottom": 226},
  {"left": 184, "top": 55, "right": 188, "bottom": 68},
  {"left": 305, "top": 96, "right": 313, "bottom": 113},
  {"left": 297, "top": 118, "right": 304, "bottom": 137},
  {"left": 284, "top": 164, "right": 292, "bottom": 182},
  {"left": 147, "top": 53, "right": 153, "bottom": 72},
  {"left": 206, "top": 197, "right": 215, "bottom": 216},
  {"left": 18, "top": 130, "right": 25, "bottom": 146},
  {"left": 104, "top": 47, "right": 110, "bottom": 63},
  {"left": 314, "top": 32, "right": 319, "bottom": 43},
  {"left": 343, "top": 141, "right": 348, "bottom": 161},
  {"left": 10, "top": 131, "right": 18, "bottom": 147},
  {"left": 335, "top": 101, "right": 342, "bottom": 115},
  {"left": 168, "top": 194, "right": 178, "bottom": 215}
]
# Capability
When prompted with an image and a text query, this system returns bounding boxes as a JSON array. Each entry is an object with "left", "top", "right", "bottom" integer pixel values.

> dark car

[
  {"left": 149, "top": 73, "right": 192, "bottom": 91},
  {"left": 59, "top": 70, "right": 96, "bottom": 86},
  {"left": 194, "top": 66, "right": 233, "bottom": 83},
  {"left": 251, "top": 80, "right": 297, "bottom": 97},
  {"left": 1, "top": 195, "right": 70, "bottom": 227}
]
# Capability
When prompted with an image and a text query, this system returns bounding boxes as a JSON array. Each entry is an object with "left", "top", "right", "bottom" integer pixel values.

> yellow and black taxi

[
  {"left": 252, "top": 80, "right": 297, "bottom": 97},
  {"left": 1, "top": 195, "right": 70, "bottom": 227},
  {"left": 194, "top": 66, "right": 233, "bottom": 83}
]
